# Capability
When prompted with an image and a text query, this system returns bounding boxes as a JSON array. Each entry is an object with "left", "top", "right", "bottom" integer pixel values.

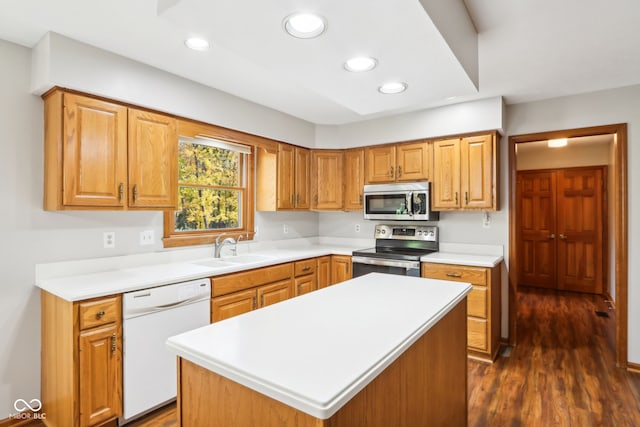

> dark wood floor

[
  {"left": 468, "top": 286, "right": 640, "bottom": 426},
  {"left": 28, "top": 287, "right": 640, "bottom": 427}
]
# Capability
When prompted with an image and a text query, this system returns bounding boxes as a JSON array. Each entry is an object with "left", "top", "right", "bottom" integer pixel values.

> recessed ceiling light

[
  {"left": 283, "top": 13, "right": 326, "bottom": 39},
  {"left": 185, "top": 37, "right": 210, "bottom": 51},
  {"left": 446, "top": 96, "right": 457, "bottom": 101},
  {"left": 344, "top": 56, "right": 378, "bottom": 72},
  {"left": 378, "top": 82, "right": 408, "bottom": 94},
  {"left": 548, "top": 138, "right": 568, "bottom": 148}
]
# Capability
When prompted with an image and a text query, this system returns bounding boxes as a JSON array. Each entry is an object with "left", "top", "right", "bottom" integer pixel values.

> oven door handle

[{"left": 352, "top": 256, "right": 420, "bottom": 270}]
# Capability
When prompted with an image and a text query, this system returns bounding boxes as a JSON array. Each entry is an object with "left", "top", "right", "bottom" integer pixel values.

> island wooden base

[{"left": 177, "top": 301, "right": 467, "bottom": 427}]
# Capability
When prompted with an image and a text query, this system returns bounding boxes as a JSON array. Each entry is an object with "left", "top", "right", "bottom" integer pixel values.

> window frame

[{"left": 162, "top": 120, "right": 256, "bottom": 248}]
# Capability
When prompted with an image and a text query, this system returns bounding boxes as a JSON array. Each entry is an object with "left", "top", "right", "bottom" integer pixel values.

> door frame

[{"left": 508, "top": 123, "right": 628, "bottom": 367}]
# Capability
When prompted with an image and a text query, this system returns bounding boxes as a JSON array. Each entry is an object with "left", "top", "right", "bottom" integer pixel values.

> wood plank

[{"left": 211, "top": 263, "right": 293, "bottom": 296}]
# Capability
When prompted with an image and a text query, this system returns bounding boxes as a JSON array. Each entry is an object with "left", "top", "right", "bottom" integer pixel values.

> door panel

[{"left": 517, "top": 171, "right": 556, "bottom": 288}]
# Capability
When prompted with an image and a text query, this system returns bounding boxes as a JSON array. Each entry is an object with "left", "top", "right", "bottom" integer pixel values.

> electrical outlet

[
  {"left": 140, "top": 230, "right": 155, "bottom": 245},
  {"left": 355, "top": 223, "right": 361, "bottom": 233},
  {"left": 283, "top": 224, "right": 289, "bottom": 234},
  {"left": 482, "top": 212, "right": 491, "bottom": 228},
  {"left": 254, "top": 226, "right": 259, "bottom": 237},
  {"left": 103, "top": 231, "right": 115, "bottom": 248}
]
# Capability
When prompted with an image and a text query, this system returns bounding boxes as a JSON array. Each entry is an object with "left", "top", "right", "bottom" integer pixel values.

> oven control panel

[{"left": 374, "top": 224, "right": 438, "bottom": 241}]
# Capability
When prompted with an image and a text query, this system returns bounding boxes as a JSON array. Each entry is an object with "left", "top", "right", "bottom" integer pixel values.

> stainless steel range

[{"left": 352, "top": 224, "right": 438, "bottom": 277}]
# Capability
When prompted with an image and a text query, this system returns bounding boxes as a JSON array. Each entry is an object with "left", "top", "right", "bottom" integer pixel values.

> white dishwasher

[{"left": 121, "top": 278, "right": 211, "bottom": 423}]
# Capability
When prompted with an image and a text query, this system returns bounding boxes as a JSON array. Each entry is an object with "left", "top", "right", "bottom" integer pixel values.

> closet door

[
  {"left": 556, "top": 168, "right": 605, "bottom": 294},
  {"left": 517, "top": 171, "right": 557, "bottom": 288}
]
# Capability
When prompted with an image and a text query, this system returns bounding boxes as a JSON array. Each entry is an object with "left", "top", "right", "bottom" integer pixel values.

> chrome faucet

[{"left": 214, "top": 233, "right": 237, "bottom": 258}]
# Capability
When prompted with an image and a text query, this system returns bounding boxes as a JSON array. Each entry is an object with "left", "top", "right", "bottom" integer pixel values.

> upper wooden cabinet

[
  {"left": 43, "top": 90, "right": 177, "bottom": 210},
  {"left": 343, "top": 148, "right": 365, "bottom": 211},
  {"left": 365, "top": 141, "right": 431, "bottom": 184},
  {"left": 432, "top": 132, "right": 498, "bottom": 211},
  {"left": 311, "top": 150, "right": 344, "bottom": 210},
  {"left": 277, "top": 143, "right": 310, "bottom": 210}
]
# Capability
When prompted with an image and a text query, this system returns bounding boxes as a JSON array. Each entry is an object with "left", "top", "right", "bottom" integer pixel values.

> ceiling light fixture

[
  {"left": 184, "top": 37, "right": 210, "bottom": 51},
  {"left": 344, "top": 56, "right": 377, "bottom": 72},
  {"left": 378, "top": 82, "right": 408, "bottom": 94},
  {"left": 547, "top": 138, "right": 568, "bottom": 148},
  {"left": 283, "top": 13, "right": 326, "bottom": 39}
]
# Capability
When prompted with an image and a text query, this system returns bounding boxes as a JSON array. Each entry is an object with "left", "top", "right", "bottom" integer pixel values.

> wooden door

[
  {"left": 277, "top": 143, "right": 295, "bottom": 209},
  {"left": 461, "top": 134, "right": 494, "bottom": 209},
  {"left": 294, "top": 147, "right": 311, "bottom": 209},
  {"left": 330, "top": 255, "right": 352, "bottom": 285},
  {"left": 556, "top": 168, "right": 605, "bottom": 294},
  {"left": 316, "top": 256, "right": 331, "bottom": 288},
  {"left": 258, "top": 279, "right": 293, "bottom": 307},
  {"left": 79, "top": 324, "right": 122, "bottom": 427},
  {"left": 396, "top": 141, "right": 431, "bottom": 182},
  {"left": 311, "top": 150, "right": 344, "bottom": 210},
  {"left": 128, "top": 109, "right": 177, "bottom": 208},
  {"left": 432, "top": 138, "right": 461, "bottom": 209},
  {"left": 295, "top": 275, "right": 317, "bottom": 296},
  {"left": 517, "top": 171, "right": 557, "bottom": 289},
  {"left": 211, "top": 289, "right": 256, "bottom": 322},
  {"left": 344, "top": 148, "right": 365, "bottom": 210},
  {"left": 63, "top": 94, "right": 127, "bottom": 207},
  {"left": 365, "top": 145, "right": 396, "bottom": 183}
]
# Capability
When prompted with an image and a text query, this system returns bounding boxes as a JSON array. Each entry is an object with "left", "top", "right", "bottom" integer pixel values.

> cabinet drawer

[
  {"left": 294, "top": 259, "right": 316, "bottom": 276},
  {"left": 467, "top": 286, "right": 487, "bottom": 318},
  {"left": 422, "top": 263, "right": 487, "bottom": 286},
  {"left": 468, "top": 318, "right": 488, "bottom": 351},
  {"left": 78, "top": 296, "right": 120, "bottom": 330},
  {"left": 212, "top": 263, "right": 293, "bottom": 296}
]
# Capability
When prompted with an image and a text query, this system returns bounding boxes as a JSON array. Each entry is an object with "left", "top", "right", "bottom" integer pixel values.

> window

[{"left": 163, "top": 134, "right": 254, "bottom": 247}]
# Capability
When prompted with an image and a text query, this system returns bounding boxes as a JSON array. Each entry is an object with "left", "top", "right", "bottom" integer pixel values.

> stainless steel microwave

[{"left": 363, "top": 182, "right": 439, "bottom": 221}]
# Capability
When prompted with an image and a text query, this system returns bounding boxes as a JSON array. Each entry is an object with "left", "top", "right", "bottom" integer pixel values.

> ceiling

[{"left": 1, "top": 0, "right": 640, "bottom": 125}]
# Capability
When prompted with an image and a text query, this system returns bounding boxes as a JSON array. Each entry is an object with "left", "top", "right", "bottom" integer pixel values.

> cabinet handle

[
  {"left": 302, "top": 266, "right": 311, "bottom": 271},
  {"left": 446, "top": 272, "right": 462, "bottom": 278},
  {"left": 297, "top": 283, "right": 302, "bottom": 293},
  {"left": 291, "top": 195, "right": 295, "bottom": 205},
  {"left": 359, "top": 194, "right": 363, "bottom": 205},
  {"left": 389, "top": 166, "right": 394, "bottom": 178},
  {"left": 398, "top": 165, "right": 402, "bottom": 177},
  {"left": 465, "top": 191, "right": 469, "bottom": 205},
  {"left": 96, "top": 310, "right": 105, "bottom": 319},
  {"left": 455, "top": 192, "right": 459, "bottom": 205},
  {"left": 111, "top": 334, "right": 116, "bottom": 355},
  {"left": 260, "top": 294, "right": 264, "bottom": 307},
  {"left": 133, "top": 184, "right": 138, "bottom": 202},
  {"left": 252, "top": 296, "right": 257, "bottom": 310},
  {"left": 118, "top": 183, "right": 124, "bottom": 201},
  {"left": 559, "top": 234, "right": 567, "bottom": 240},
  {"left": 549, "top": 234, "right": 556, "bottom": 239}
]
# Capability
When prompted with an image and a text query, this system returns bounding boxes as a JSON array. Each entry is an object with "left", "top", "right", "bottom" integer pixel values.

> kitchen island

[{"left": 166, "top": 273, "right": 471, "bottom": 426}]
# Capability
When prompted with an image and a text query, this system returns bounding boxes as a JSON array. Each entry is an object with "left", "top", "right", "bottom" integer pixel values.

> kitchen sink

[
  {"left": 192, "top": 259, "right": 238, "bottom": 269},
  {"left": 220, "top": 254, "right": 275, "bottom": 264}
]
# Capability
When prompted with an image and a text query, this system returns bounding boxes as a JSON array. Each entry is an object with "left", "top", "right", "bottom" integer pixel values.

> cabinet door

[
  {"left": 277, "top": 143, "right": 295, "bottom": 209},
  {"left": 344, "top": 149, "right": 365, "bottom": 211},
  {"left": 312, "top": 150, "right": 344, "bottom": 210},
  {"left": 79, "top": 323, "right": 122, "bottom": 427},
  {"left": 330, "top": 255, "right": 352, "bottom": 285},
  {"left": 365, "top": 145, "right": 396, "bottom": 183},
  {"left": 63, "top": 94, "right": 128, "bottom": 207},
  {"left": 294, "top": 147, "right": 311, "bottom": 209},
  {"left": 460, "top": 134, "right": 494, "bottom": 209},
  {"left": 211, "top": 289, "right": 256, "bottom": 322},
  {"left": 295, "top": 274, "right": 317, "bottom": 296},
  {"left": 396, "top": 141, "right": 431, "bottom": 182},
  {"left": 258, "top": 279, "right": 293, "bottom": 307},
  {"left": 317, "top": 256, "right": 331, "bottom": 289},
  {"left": 128, "top": 109, "right": 177, "bottom": 208},
  {"left": 432, "top": 138, "right": 461, "bottom": 210}
]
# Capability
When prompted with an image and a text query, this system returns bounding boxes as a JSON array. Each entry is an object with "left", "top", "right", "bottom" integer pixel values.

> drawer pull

[
  {"left": 111, "top": 334, "right": 117, "bottom": 355},
  {"left": 446, "top": 273, "right": 462, "bottom": 278},
  {"left": 302, "top": 266, "right": 311, "bottom": 272},
  {"left": 96, "top": 310, "right": 106, "bottom": 319}
]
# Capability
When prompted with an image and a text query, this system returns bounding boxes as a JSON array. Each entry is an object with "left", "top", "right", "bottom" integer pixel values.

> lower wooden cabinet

[
  {"left": 331, "top": 255, "right": 352, "bottom": 285},
  {"left": 41, "top": 292, "right": 122, "bottom": 427},
  {"left": 294, "top": 258, "right": 317, "bottom": 296},
  {"left": 317, "top": 256, "right": 331, "bottom": 288},
  {"left": 422, "top": 262, "right": 501, "bottom": 362}
]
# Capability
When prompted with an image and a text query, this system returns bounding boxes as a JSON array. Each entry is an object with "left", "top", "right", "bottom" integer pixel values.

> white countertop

[
  {"left": 422, "top": 251, "right": 503, "bottom": 267},
  {"left": 165, "top": 273, "right": 472, "bottom": 419}
]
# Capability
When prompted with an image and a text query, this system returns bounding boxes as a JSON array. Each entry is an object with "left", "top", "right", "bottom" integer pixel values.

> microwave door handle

[{"left": 407, "top": 192, "right": 413, "bottom": 216}]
